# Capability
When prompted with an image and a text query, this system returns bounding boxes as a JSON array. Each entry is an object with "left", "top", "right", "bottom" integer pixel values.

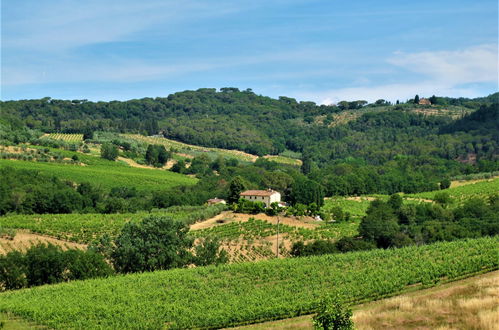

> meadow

[
  {"left": 0, "top": 237, "right": 496, "bottom": 329},
  {"left": 0, "top": 158, "right": 196, "bottom": 191}
]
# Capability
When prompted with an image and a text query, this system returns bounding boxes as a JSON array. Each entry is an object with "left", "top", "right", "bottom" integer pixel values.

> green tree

[
  {"left": 440, "top": 178, "right": 451, "bottom": 190},
  {"left": 387, "top": 193, "right": 403, "bottom": 210},
  {"left": 290, "top": 178, "right": 324, "bottom": 207},
  {"left": 359, "top": 200, "right": 400, "bottom": 248},
  {"left": 100, "top": 143, "right": 119, "bottom": 161},
  {"left": 193, "top": 238, "right": 228, "bottom": 266},
  {"left": 111, "top": 216, "right": 193, "bottom": 273},
  {"left": 313, "top": 294, "right": 354, "bottom": 330},
  {"left": 414, "top": 94, "right": 420, "bottom": 104},
  {"left": 228, "top": 176, "right": 246, "bottom": 204}
]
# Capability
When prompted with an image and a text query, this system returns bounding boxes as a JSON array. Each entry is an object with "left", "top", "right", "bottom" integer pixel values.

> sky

[{"left": 1, "top": 0, "right": 498, "bottom": 104}]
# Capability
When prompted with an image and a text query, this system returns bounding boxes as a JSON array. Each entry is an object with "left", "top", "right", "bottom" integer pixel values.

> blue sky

[{"left": 1, "top": 0, "right": 498, "bottom": 103}]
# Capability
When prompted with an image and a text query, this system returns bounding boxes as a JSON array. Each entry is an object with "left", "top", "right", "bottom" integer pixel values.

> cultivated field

[
  {"left": 410, "top": 177, "right": 499, "bottom": 202},
  {"left": 124, "top": 134, "right": 301, "bottom": 165},
  {"left": 0, "top": 205, "right": 226, "bottom": 244},
  {"left": 0, "top": 237, "right": 496, "bottom": 329},
  {"left": 0, "top": 158, "right": 196, "bottom": 191},
  {"left": 236, "top": 270, "right": 499, "bottom": 329},
  {"left": 0, "top": 231, "right": 86, "bottom": 255},
  {"left": 42, "top": 133, "right": 84, "bottom": 142}
]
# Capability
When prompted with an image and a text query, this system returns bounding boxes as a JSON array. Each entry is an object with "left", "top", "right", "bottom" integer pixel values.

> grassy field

[
  {"left": 322, "top": 198, "right": 372, "bottom": 218},
  {"left": 0, "top": 237, "right": 496, "bottom": 329},
  {"left": 0, "top": 205, "right": 226, "bottom": 244},
  {"left": 0, "top": 158, "right": 196, "bottom": 191},
  {"left": 237, "top": 270, "right": 499, "bottom": 329},
  {"left": 409, "top": 177, "right": 499, "bottom": 202}
]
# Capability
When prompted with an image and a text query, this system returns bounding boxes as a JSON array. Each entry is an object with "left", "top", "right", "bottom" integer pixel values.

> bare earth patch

[
  {"left": 191, "top": 211, "right": 319, "bottom": 231},
  {"left": 233, "top": 270, "right": 499, "bottom": 330},
  {"left": 191, "top": 212, "right": 320, "bottom": 262},
  {"left": 0, "top": 230, "right": 87, "bottom": 255}
]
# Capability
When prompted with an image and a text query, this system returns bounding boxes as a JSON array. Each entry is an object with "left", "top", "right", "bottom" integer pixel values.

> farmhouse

[
  {"left": 207, "top": 198, "right": 226, "bottom": 205},
  {"left": 418, "top": 98, "right": 431, "bottom": 105},
  {"left": 240, "top": 189, "right": 281, "bottom": 208}
]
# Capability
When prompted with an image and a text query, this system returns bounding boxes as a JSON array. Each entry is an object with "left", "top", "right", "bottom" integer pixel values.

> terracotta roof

[
  {"left": 240, "top": 190, "right": 279, "bottom": 197},
  {"left": 207, "top": 198, "right": 225, "bottom": 202}
]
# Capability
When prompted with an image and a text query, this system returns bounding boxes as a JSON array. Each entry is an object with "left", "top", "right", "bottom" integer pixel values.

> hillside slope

[{"left": 0, "top": 237, "right": 497, "bottom": 329}]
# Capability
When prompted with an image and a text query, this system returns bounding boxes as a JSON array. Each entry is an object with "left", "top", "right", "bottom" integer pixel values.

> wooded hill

[{"left": 1, "top": 90, "right": 498, "bottom": 198}]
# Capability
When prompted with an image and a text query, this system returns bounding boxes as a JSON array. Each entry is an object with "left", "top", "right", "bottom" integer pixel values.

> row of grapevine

[
  {"left": 0, "top": 237, "right": 496, "bottom": 329},
  {"left": 44, "top": 133, "right": 84, "bottom": 142},
  {"left": 0, "top": 205, "right": 226, "bottom": 244},
  {"left": 191, "top": 218, "right": 358, "bottom": 242}
]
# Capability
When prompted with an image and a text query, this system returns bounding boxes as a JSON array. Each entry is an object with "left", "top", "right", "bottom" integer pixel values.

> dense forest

[{"left": 1, "top": 89, "right": 498, "bottom": 206}]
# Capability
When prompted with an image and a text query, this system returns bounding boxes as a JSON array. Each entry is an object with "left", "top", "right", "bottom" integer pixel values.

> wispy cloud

[
  {"left": 388, "top": 44, "right": 497, "bottom": 85},
  {"left": 297, "top": 44, "right": 498, "bottom": 104}
]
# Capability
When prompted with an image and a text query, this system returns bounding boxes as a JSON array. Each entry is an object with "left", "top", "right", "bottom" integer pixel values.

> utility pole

[{"left": 276, "top": 214, "right": 280, "bottom": 258}]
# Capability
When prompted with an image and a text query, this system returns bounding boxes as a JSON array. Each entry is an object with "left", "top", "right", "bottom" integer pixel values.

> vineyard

[
  {"left": 0, "top": 237, "right": 496, "bottom": 329},
  {"left": 124, "top": 134, "right": 258, "bottom": 162},
  {"left": 124, "top": 134, "right": 300, "bottom": 165},
  {"left": 192, "top": 218, "right": 357, "bottom": 242},
  {"left": 191, "top": 217, "right": 359, "bottom": 261},
  {"left": 0, "top": 205, "right": 226, "bottom": 244},
  {"left": 43, "top": 133, "right": 84, "bottom": 142},
  {"left": 0, "top": 158, "right": 196, "bottom": 191},
  {"left": 409, "top": 177, "right": 499, "bottom": 202}
]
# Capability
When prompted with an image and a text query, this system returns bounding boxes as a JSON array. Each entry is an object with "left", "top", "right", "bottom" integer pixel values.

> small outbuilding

[
  {"left": 207, "top": 198, "right": 226, "bottom": 205},
  {"left": 240, "top": 189, "right": 281, "bottom": 208}
]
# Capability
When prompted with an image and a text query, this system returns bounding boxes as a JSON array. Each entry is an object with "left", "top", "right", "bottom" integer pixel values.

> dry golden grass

[
  {"left": 352, "top": 271, "right": 499, "bottom": 330},
  {"left": 0, "top": 231, "right": 87, "bottom": 255},
  {"left": 235, "top": 271, "right": 499, "bottom": 330}
]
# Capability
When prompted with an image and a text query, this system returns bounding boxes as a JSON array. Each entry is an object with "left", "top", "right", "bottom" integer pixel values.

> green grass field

[
  {"left": 409, "top": 178, "right": 499, "bottom": 201},
  {"left": 0, "top": 237, "right": 496, "bottom": 329},
  {"left": 0, "top": 158, "right": 196, "bottom": 191}
]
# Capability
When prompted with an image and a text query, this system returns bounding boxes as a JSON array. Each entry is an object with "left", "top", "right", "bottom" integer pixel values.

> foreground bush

[
  {"left": 0, "top": 244, "right": 112, "bottom": 291},
  {"left": 313, "top": 294, "right": 354, "bottom": 330}
]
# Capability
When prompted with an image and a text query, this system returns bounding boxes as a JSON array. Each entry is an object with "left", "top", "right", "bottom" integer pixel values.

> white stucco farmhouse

[{"left": 240, "top": 189, "right": 281, "bottom": 208}]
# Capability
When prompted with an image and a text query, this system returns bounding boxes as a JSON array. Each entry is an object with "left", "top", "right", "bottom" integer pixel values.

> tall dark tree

[
  {"left": 414, "top": 94, "right": 420, "bottom": 104},
  {"left": 228, "top": 176, "right": 246, "bottom": 204},
  {"left": 289, "top": 178, "right": 324, "bottom": 207}
]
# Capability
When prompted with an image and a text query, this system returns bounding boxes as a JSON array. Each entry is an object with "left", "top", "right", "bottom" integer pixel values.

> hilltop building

[
  {"left": 240, "top": 189, "right": 281, "bottom": 208},
  {"left": 418, "top": 98, "right": 431, "bottom": 105}
]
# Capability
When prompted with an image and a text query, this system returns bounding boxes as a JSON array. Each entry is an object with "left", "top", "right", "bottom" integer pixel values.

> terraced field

[{"left": 0, "top": 237, "right": 496, "bottom": 329}]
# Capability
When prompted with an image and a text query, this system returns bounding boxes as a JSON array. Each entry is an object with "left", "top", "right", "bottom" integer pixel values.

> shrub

[
  {"left": 313, "top": 294, "right": 354, "bottom": 330},
  {"left": 0, "top": 244, "right": 112, "bottom": 291}
]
